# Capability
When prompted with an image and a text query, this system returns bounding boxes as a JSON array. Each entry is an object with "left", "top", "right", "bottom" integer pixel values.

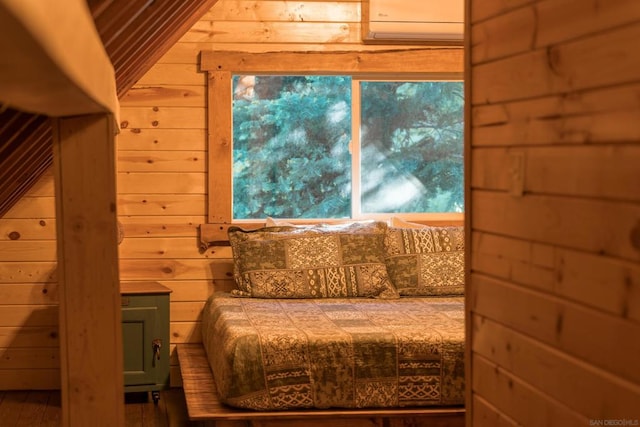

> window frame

[{"left": 200, "top": 50, "right": 464, "bottom": 239}]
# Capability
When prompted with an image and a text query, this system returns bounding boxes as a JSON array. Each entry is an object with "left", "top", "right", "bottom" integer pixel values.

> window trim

[{"left": 200, "top": 49, "right": 464, "bottom": 238}]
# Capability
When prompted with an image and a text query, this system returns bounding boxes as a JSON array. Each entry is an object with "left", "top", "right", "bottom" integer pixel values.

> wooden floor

[{"left": 0, "top": 389, "right": 210, "bottom": 427}]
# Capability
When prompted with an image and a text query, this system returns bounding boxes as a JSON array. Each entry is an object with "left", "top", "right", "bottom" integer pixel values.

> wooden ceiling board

[
  {"left": 0, "top": 0, "right": 219, "bottom": 219},
  {"left": 0, "top": 116, "right": 51, "bottom": 217},
  {"left": 109, "top": 0, "right": 217, "bottom": 96},
  {"left": 88, "top": 0, "right": 116, "bottom": 19}
]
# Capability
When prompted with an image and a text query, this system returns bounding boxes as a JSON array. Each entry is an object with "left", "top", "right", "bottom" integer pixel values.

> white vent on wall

[{"left": 365, "top": 0, "right": 463, "bottom": 42}]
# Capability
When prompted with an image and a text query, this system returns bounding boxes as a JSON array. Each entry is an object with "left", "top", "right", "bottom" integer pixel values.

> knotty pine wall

[
  {"left": 0, "top": 0, "right": 448, "bottom": 389},
  {"left": 467, "top": 0, "right": 640, "bottom": 424}
]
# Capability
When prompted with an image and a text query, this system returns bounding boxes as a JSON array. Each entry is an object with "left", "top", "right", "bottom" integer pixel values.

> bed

[
  {"left": 201, "top": 293, "right": 465, "bottom": 411},
  {"left": 182, "top": 220, "right": 466, "bottom": 424}
]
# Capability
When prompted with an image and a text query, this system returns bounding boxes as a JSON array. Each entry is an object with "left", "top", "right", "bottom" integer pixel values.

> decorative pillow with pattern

[
  {"left": 384, "top": 226, "right": 464, "bottom": 296},
  {"left": 228, "top": 221, "right": 399, "bottom": 299},
  {"left": 389, "top": 216, "right": 427, "bottom": 229}
]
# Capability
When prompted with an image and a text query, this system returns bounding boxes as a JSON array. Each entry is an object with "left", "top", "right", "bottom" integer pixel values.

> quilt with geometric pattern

[{"left": 201, "top": 293, "right": 465, "bottom": 410}]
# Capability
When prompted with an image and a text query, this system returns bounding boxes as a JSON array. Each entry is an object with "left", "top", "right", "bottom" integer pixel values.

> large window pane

[
  {"left": 232, "top": 75, "right": 352, "bottom": 219},
  {"left": 360, "top": 81, "right": 464, "bottom": 213}
]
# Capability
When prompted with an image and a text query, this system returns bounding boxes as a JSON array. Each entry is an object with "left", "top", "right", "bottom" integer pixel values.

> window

[
  {"left": 232, "top": 75, "right": 352, "bottom": 219},
  {"left": 201, "top": 50, "right": 464, "bottom": 230},
  {"left": 232, "top": 76, "right": 463, "bottom": 220}
]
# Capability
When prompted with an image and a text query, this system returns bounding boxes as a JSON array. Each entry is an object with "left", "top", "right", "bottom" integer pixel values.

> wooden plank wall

[
  {"left": 0, "top": 176, "right": 59, "bottom": 389},
  {"left": 0, "top": 0, "right": 446, "bottom": 389},
  {"left": 467, "top": 0, "right": 640, "bottom": 424}
]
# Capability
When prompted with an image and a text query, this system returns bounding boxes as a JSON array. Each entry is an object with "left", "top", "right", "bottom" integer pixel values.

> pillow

[
  {"left": 384, "top": 225, "right": 464, "bottom": 296},
  {"left": 265, "top": 217, "right": 359, "bottom": 227},
  {"left": 265, "top": 217, "right": 295, "bottom": 227},
  {"left": 228, "top": 221, "right": 399, "bottom": 299},
  {"left": 389, "top": 216, "right": 427, "bottom": 229}
]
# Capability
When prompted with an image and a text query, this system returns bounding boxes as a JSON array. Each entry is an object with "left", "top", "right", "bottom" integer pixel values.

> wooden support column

[{"left": 53, "top": 114, "right": 124, "bottom": 427}]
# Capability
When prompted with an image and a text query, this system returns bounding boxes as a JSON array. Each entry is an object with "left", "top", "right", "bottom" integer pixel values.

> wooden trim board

[
  {"left": 177, "top": 343, "right": 465, "bottom": 423},
  {"left": 201, "top": 49, "right": 463, "bottom": 74}
]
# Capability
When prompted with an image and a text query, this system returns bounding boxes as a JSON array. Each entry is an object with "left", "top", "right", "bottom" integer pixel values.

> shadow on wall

[{"left": 0, "top": 302, "right": 60, "bottom": 390}]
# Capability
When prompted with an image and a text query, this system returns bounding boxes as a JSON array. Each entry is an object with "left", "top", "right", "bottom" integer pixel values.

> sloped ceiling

[{"left": 0, "top": 0, "right": 218, "bottom": 218}]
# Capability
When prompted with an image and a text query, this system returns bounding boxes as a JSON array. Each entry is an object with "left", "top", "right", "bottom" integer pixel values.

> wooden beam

[
  {"left": 200, "top": 49, "right": 464, "bottom": 74},
  {"left": 0, "top": 0, "right": 118, "bottom": 116},
  {"left": 53, "top": 114, "right": 124, "bottom": 427}
]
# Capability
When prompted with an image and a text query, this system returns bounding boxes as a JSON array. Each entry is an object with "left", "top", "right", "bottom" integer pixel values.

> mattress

[{"left": 201, "top": 293, "right": 465, "bottom": 410}]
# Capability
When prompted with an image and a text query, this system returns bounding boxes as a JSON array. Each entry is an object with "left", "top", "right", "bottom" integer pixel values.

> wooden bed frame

[{"left": 177, "top": 344, "right": 465, "bottom": 427}]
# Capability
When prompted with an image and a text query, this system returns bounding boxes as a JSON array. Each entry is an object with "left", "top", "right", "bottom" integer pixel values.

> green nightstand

[{"left": 121, "top": 282, "right": 172, "bottom": 404}]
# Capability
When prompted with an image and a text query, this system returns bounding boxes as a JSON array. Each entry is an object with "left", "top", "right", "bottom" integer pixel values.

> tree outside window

[{"left": 231, "top": 75, "right": 464, "bottom": 220}]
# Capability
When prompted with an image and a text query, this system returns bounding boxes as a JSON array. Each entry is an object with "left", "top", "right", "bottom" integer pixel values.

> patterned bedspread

[{"left": 201, "top": 293, "right": 465, "bottom": 410}]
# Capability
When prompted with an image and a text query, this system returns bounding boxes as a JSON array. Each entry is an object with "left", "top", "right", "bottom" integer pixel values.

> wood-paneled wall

[
  {"left": 467, "top": 0, "right": 640, "bottom": 424},
  {"left": 4, "top": 2, "right": 639, "bottom": 424},
  {"left": 0, "top": 0, "right": 455, "bottom": 389},
  {"left": 0, "top": 175, "right": 59, "bottom": 389}
]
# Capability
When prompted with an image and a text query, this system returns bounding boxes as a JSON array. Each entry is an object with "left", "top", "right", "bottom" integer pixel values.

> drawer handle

[{"left": 152, "top": 339, "right": 162, "bottom": 366}]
